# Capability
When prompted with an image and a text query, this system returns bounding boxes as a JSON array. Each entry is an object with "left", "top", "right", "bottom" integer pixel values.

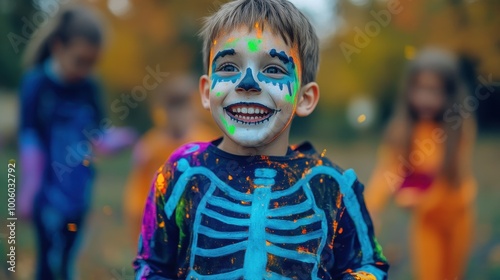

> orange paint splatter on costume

[
  {"left": 301, "top": 228, "right": 307, "bottom": 234},
  {"left": 228, "top": 175, "right": 233, "bottom": 180},
  {"left": 338, "top": 227, "right": 344, "bottom": 234},
  {"left": 336, "top": 194, "right": 343, "bottom": 208},
  {"left": 156, "top": 172, "right": 166, "bottom": 194},
  {"left": 297, "top": 246, "right": 309, "bottom": 253}
]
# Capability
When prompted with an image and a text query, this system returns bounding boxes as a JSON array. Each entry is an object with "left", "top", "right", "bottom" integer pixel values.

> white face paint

[{"left": 208, "top": 26, "right": 302, "bottom": 149}]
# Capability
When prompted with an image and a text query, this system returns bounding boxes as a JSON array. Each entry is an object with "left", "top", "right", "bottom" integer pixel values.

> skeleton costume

[{"left": 134, "top": 139, "right": 389, "bottom": 279}]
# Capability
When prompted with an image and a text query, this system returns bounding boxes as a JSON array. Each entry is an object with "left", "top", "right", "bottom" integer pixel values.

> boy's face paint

[{"left": 208, "top": 25, "right": 302, "bottom": 148}]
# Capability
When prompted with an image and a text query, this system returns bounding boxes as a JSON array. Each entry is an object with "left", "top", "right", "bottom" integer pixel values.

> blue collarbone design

[{"left": 164, "top": 158, "right": 368, "bottom": 280}]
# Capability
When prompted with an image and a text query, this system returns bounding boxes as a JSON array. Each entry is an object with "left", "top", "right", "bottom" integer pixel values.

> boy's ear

[
  {"left": 199, "top": 75, "right": 211, "bottom": 110},
  {"left": 296, "top": 82, "right": 320, "bottom": 117}
]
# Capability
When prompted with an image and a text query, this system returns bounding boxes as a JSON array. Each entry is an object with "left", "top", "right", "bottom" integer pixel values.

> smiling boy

[{"left": 133, "top": 0, "right": 389, "bottom": 279}]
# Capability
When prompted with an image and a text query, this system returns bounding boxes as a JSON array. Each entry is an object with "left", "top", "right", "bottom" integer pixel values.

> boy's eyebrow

[
  {"left": 269, "top": 49, "right": 294, "bottom": 66},
  {"left": 212, "top": 49, "right": 236, "bottom": 64}
]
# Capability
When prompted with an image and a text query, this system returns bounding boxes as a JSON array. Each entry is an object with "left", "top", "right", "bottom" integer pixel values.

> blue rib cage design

[{"left": 165, "top": 158, "right": 359, "bottom": 280}]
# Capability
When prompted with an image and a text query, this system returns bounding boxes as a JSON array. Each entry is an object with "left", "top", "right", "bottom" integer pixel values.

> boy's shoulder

[
  {"left": 156, "top": 141, "right": 213, "bottom": 175},
  {"left": 167, "top": 141, "right": 213, "bottom": 163},
  {"left": 292, "top": 142, "right": 347, "bottom": 173}
]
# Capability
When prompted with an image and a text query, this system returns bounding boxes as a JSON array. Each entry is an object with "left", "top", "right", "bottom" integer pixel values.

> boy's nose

[{"left": 236, "top": 68, "right": 261, "bottom": 93}]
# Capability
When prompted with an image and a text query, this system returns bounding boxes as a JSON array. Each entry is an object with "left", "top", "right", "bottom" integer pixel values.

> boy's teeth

[
  {"left": 241, "top": 108, "right": 248, "bottom": 113},
  {"left": 248, "top": 108, "right": 255, "bottom": 114},
  {"left": 237, "top": 108, "right": 242, "bottom": 113}
]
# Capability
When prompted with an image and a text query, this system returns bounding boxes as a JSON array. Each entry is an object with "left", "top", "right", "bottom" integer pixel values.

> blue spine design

[{"left": 164, "top": 159, "right": 359, "bottom": 280}]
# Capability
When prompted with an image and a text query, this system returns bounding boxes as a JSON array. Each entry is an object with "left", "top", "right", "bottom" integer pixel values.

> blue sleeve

[{"left": 330, "top": 180, "right": 389, "bottom": 280}]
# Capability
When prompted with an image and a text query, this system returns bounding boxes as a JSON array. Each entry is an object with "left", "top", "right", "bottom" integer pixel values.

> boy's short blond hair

[{"left": 199, "top": 0, "right": 319, "bottom": 85}]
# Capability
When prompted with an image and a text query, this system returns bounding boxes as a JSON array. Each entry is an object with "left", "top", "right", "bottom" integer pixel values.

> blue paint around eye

[
  {"left": 212, "top": 49, "right": 235, "bottom": 64},
  {"left": 257, "top": 72, "right": 293, "bottom": 95},
  {"left": 211, "top": 72, "right": 242, "bottom": 90},
  {"left": 211, "top": 49, "right": 241, "bottom": 90},
  {"left": 256, "top": 49, "right": 297, "bottom": 96},
  {"left": 269, "top": 49, "right": 295, "bottom": 69},
  {"left": 236, "top": 68, "right": 261, "bottom": 91}
]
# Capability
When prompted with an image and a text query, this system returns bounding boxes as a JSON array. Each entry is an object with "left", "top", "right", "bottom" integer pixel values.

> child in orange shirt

[
  {"left": 366, "top": 48, "right": 477, "bottom": 280},
  {"left": 123, "top": 74, "right": 218, "bottom": 242}
]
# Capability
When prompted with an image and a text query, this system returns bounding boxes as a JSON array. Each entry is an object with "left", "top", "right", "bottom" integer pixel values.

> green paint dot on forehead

[
  {"left": 216, "top": 91, "right": 222, "bottom": 97},
  {"left": 247, "top": 38, "right": 262, "bottom": 52}
]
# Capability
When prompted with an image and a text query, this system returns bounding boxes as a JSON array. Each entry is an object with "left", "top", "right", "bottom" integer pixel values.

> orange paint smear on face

[
  {"left": 289, "top": 42, "right": 302, "bottom": 86},
  {"left": 208, "top": 46, "right": 215, "bottom": 76},
  {"left": 254, "top": 22, "right": 262, "bottom": 39}
]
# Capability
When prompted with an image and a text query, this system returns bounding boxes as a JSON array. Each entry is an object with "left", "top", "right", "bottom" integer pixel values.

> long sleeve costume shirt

[{"left": 134, "top": 139, "right": 389, "bottom": 279}]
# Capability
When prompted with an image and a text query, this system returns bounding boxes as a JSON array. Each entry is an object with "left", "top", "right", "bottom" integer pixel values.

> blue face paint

[
  {"left": 211, "top": 49, "right": 241, "bottom": 90},
  {"left": 236, "top": 68, "right": 261, "bottom": 91},
  {"left": 256, "top": 49, "right": 297, "bottom": 96},
  {"left": 269, "top": 49, "right": 294, "bottom": 66}
]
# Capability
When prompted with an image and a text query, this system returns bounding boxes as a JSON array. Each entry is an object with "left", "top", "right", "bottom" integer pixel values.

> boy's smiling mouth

[{"left": 224, "top": 102, "right": 279, "bottom": 125}]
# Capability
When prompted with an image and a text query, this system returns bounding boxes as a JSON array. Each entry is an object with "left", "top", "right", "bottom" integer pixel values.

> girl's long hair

[
  {"left": 384, "top": 47, "right": 475, "bottom": 185},
  {"left": 23, "top": 4, "right": 103, "bottom": 69}
]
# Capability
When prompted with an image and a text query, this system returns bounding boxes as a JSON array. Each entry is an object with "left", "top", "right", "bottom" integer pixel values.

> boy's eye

[
  {"left": 263, "top": 66, "right": 285, "bottom": 75},
  {"left": 219, "top": 64, "right": 239, "bottom": 72}
]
